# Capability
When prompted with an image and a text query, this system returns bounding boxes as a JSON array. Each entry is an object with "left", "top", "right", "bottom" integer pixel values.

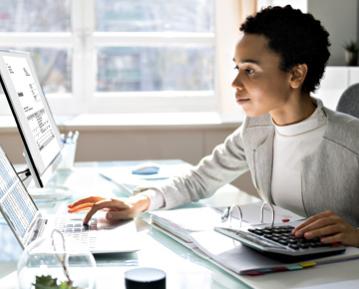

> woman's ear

[{"left": 289, "top": 64, "right": 308, "bottom": 89}]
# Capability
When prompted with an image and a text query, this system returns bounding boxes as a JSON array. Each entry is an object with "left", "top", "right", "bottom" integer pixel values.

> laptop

[{"left": 0, "top": 147, "right": 141, "bottom": 254}]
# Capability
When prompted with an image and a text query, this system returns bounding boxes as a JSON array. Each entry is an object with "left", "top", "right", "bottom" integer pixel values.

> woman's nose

[{"left": 232, "top": 72, "right": 243, "bottom": 89}]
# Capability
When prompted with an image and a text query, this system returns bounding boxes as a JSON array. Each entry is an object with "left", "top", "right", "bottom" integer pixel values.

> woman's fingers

[
  {"left": 320, "top": 233, "right": 345, "bottom": 244},
  {"left": 106, "top": 209, "right": 133, "bottom": 221},
  {"left": 83, "top": 198, "right": 130, "bottom": 225},
  {"left": 68, "top": 196, "right": 105, "bottom": 208},
  {"left": 68, "top": 195, "right": 149, "bottom": 224},
  {"left": 293, "top": 210, "right": 334, "bottom": 233},
  {"left": 68, "top": 202, "right": 94, "bottom": 213},
  {"left": 68, "top": 195, "right": 138, "bottom": 224},
  {"left": 291, "top": 211, "right": 359, "bottom": 246},
  {"left": 302, "top": 223, "right": 345, "bottom": 239},
  {"left": 294, "top": 216, "right": 340, "bottom": 237}
]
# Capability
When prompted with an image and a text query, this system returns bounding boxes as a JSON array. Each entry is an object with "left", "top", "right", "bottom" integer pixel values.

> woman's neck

[{"left": 271, "top": 94, "right": 316, "bottom": 126}]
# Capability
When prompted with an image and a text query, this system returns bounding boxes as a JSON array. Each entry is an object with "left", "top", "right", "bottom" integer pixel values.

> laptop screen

[{"left": 0, "top": 147, "right": 38, "bottom": 245}]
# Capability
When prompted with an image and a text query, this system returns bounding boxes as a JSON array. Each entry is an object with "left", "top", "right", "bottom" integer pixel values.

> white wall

[
  {"left": 314, "top": 66, "right": 359, "bottom": 109},
  {"left": 260, "top": 0, "right": 359, "bottom": 66},
  {"left": 308, "top": 0, "right": 358, "bottom": 66}
]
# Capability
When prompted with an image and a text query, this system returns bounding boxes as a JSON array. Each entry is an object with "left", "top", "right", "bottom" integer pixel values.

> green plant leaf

[
  {"left": 344, "top": 40, "right": 359, "bottom": 52},
  {"left": 59, "top": 281, "right": 78, "bottom": 289},
  {"left": 34, "top": 275, "right": 58, "bottom": 289},
  {"left": 33, "top": 275, "right": 78, "bottom": 289}
]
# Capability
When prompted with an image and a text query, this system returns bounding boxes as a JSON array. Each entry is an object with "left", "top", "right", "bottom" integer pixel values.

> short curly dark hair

[{"left": 240, "top": 5, "right": 330, "bottom": 93}]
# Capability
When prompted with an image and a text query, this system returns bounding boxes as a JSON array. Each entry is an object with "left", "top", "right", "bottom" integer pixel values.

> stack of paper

[
  {"left": 151, "top": 207, "right": 225, "bottom": 244},
  {"left": 149, "top": 202, "right": 359, "bottom": 277}
]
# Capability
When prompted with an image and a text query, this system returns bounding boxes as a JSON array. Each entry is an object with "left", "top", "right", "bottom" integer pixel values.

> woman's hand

[
  {"left": 292, "top": 210, "right": 359, "bottom": 247},
  {"left": 67, "top": 194, "right": 150, "bottom": 225}
]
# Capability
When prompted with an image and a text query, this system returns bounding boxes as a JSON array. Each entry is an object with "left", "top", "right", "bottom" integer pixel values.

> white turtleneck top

[{"left": 271, "top": 106, "right": 327, "bottom": 216}]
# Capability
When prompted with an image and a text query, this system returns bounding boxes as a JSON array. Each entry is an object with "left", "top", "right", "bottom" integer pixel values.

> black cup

[{"left": 125, "top": 267, "right": 166, "bottom": 289}]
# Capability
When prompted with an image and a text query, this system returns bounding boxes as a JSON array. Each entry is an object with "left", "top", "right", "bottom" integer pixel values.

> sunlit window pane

[
  {"left": 97, "top": 47, "right": 214, "bottom": 92},
  {"left": 2, "top": 48, "right": 72, "bottom": 94},
  {"left": 30, "top": 48, "right": 72, "bottom": 93},
  {"left": 0, "top": 48, "right": 71, "bottom": 94},
  {"left": 0, "top": 0, "right": 70, "bottom": 32},
  {"left": 96, "top": 0, "right": 214, "bottom": 32}
]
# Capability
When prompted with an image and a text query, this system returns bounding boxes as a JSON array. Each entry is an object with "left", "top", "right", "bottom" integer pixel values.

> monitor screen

[{"left": 0, "top": 50, "right": 63, "bottom": 188}]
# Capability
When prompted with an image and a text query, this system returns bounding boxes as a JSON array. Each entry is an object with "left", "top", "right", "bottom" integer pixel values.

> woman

[{"left": 69, "top": 6, "right": 359, "bottom": 246}]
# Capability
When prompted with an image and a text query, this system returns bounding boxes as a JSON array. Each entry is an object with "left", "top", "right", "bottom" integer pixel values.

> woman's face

[{"left": 232, "top": 33, "right": 294, "bottom": 117}]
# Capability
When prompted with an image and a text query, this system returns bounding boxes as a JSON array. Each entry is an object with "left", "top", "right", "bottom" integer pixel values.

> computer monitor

[{"left": 0, "top": 50, "right": 64, "bottom": 189}]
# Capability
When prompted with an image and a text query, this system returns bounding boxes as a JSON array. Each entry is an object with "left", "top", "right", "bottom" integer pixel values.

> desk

[{"left": 1, "top": 161, "right": 359, "bottom": 289}]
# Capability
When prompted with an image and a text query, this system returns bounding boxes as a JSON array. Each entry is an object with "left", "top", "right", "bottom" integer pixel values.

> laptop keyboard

[
  {"left": 63, "top": 219, "right": 97, "bottom": 233},
  {"left": 57, "top": 219, "right": 98, "bottom": 249},
  {"left": 215, "top": 225, "right": 346, "bottom": 259}
]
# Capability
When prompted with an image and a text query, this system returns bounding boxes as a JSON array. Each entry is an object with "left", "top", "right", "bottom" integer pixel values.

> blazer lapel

[
  {"left": 252, "top": 127, "right": 274, "bottom": 203},
  {"left": 242, "top": 114, "right": 275, "bottom": 203}
]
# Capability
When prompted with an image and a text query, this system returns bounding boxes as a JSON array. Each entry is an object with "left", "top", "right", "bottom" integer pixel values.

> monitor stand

[
  {"left": 22, "top": 151, "right": 71, "bottom": 201},
  {"left": 16, "top": 167, "right": 70, "bottom": 201}
]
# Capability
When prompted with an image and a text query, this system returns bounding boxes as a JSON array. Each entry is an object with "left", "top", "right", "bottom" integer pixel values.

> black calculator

[{"left": 215, "top": 225, "right": 346, "bottom": 260}]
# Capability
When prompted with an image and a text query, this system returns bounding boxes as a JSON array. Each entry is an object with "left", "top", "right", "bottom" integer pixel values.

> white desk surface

[{"left": 1, "top": 161, "right": 359, "bottom": 289}]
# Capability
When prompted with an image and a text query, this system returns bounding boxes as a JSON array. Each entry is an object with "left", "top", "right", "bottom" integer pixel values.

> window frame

[{"left": 0, "top": 0, "right": 243, "bottom": 119}]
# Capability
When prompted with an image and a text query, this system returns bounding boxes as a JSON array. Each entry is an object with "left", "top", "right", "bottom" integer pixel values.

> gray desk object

[{"left": 336, "top": 83, "right": 359, "bottom": 118}]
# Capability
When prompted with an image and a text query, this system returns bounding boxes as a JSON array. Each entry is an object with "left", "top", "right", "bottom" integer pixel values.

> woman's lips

[{"left": 236, "top": 96, "right": 250, "bottom": 104}]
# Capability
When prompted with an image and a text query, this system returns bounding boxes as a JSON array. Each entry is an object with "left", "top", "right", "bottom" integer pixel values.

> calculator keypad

[{"left": 248, "top": 225, "right": 325, "bottom": 250}]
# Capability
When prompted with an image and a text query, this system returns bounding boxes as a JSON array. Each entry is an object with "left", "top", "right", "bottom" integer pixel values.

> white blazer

[{"left": 153, "top": 100, "right": 359, "bottom": 226}]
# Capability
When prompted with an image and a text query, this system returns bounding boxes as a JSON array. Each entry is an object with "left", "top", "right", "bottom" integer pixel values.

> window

[{"left": 0, "top": 0, "right": 239, "bottom": 116}]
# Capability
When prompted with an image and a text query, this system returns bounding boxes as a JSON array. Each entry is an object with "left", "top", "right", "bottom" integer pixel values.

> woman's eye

[{"left": 245, "top": 68, "right": 255, "bottom": 75}]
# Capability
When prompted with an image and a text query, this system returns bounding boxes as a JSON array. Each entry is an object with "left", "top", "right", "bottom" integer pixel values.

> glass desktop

[
  {"left": 2, "top": 160, "right": 358, "bottom": 289},
  {"left": 0, "top": 160, "right": 253, "bottom": 289}
]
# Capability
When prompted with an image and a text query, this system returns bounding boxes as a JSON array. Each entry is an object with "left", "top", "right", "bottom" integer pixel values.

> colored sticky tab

[
  {"left": 245, "top": 271, "right": 264, "bottom": 276},
  {"left": 299, "top": 261, "right": 316, "bottom": 268},
  {"left": 272, "top": 267, "right": 287, "bottom": 272},
  {"left": 287, "top": 264, "right": 303, "bottom": 271},
  {"left": 259, "top": 268, "right": 274, "bottom": 273}
]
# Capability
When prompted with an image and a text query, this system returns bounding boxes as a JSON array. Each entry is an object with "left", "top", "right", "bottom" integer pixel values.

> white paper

[
  {"left": 189, "top": 230, "right": 283, "bottom": 274},
  {"left": 229, "top": 201, "right": 305, "bottom": 225},
  {"left": 151, "top": 207, "right": 223, "bottom": 232}
]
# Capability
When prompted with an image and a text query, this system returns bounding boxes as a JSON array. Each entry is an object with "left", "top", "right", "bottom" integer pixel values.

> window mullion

[
  {"left": 92, "top": 32, "right": 215, "bottom": 47},
  {"left": 72, "top": 0, "right": 95, "bottom": 114},
  {"left": 0, "top": 33, "right": 72, "bottom": 47},
  {"left": 215, "top": 0, "right": 244, "bottom": 121}
]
